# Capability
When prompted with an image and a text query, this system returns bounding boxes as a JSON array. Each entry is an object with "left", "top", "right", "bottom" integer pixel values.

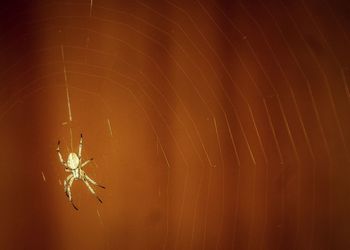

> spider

[{"left": 57, "top": 133, "right": 105, "bottom": 210}]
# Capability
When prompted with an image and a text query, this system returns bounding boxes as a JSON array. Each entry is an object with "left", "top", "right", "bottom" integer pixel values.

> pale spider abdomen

[{"left": 67, "top": 153, "right": 80, "bottom": 169}]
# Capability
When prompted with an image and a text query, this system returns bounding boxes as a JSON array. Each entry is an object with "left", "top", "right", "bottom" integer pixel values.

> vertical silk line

[
  {"left": 60, "top": 44, "right": 73, "bottom": 151},
  {"left": 90, "top": 0, "right": 93, "bottom": 17},
  {"left": 107, "top": 118, "right": 113, "bottom": 137},
  {"left": 41, "top": 171, "right": 46, "bottom": 182},
  {"left": 86, "top": 0, "right": 93, "bottom": 64}
]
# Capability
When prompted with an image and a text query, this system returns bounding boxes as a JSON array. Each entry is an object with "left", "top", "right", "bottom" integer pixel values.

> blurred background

[{"left": 0, "top": 0, "right": 350, "bottom": 249}]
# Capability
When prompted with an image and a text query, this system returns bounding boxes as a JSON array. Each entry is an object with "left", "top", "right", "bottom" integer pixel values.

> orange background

[{"left": 0, "top": 0, "right": 350, "bottom": 249}]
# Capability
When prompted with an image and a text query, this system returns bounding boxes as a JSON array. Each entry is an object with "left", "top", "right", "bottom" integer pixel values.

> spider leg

[
  {"left": 64, "top": 174, "right": 73, "bottom": 196},
  {"left": 67, "top": 177, "right": 79, "bottom": 210},
  {"left": 71, "top": 202, "right": 79, "bottom": 211},
  {"left": 84, "top": 173, "right": 106, "bottom": 189},
  {"left": 83, "top": 179, "right": 103, "bottom": 203},
  {"left": 81, "top": 158, "right": 93, "bottom": 168},
  {"left": 56, "top": 140, "right": 67, "bottom": 167},
  {"left": 78, "top": 133, "right": 83, "bottom": 159}
]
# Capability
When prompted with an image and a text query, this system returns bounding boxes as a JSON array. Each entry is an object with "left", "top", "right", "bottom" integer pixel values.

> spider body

[
  {"left": 57, "top": 134, "right": 105, "bottom": 210},
  {"left": 67, "top": 153, "right": 80, "bottom": 170}
]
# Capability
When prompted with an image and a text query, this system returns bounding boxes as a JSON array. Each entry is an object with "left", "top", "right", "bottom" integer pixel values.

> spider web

[{"left": 0, "top": 0, "right": 350, "bottom": 249}]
